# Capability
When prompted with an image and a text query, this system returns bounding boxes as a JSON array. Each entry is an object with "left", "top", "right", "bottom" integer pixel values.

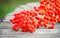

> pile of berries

[{"left": 10, "top": 0, "right": 60, "bottom": 33}]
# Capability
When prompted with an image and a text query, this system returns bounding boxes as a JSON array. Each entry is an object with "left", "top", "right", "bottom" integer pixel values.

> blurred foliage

[{"left": 0, "top": 0, "right": 39, "bottom": 18}]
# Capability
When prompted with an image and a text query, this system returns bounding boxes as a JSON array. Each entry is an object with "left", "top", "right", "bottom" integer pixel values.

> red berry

[
  {"left": 48, "top": 25, "right": 54, "bottom": 29},
  {"left": 12, "top": 25, "right": 19, "bottom": 31},
  {"left": 57, "top": 18, "right": 60, "bottom": 22},
  {"left": 29, "top": 27, "right": 35, "bottom": 33},
  {"left": 22, "top": 26, "right": 29, "bottom": 32}
]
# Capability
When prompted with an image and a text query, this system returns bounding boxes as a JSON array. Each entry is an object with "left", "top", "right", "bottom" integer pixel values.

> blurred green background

[{"left": 0, "top": 0, "right": 39, "bottom": 19}]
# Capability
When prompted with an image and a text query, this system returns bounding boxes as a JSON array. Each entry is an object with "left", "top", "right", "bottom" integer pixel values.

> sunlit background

[{"left": 0, "top": 0, "right": 39, "bottom": 19}]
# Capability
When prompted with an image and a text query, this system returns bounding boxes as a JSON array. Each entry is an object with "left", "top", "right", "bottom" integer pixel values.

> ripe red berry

[
  {"left": 29, "top": 27, "right": 35, "bottom": 33},
  {"left": 57, "top": 18, "right": 60, "bottom": 22},
  {"left": 22, "top": 26, "right": 29, "bottom": 32},
  {"left": 12, "top": 25, "right": 19, "bottom": 31},
  {"left": 48, "top": 25, "right": 54, "bottom": 29}
]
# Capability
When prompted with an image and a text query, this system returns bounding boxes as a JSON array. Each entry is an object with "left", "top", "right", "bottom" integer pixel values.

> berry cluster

[{"left": 10, "top": 0, "right": 60, "bottom": 33}]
